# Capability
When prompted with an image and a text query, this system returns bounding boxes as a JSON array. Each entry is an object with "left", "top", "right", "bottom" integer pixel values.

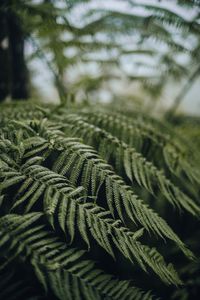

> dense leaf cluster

[{"left": 0, "top": 102, "right": 199, "bottom": 299}]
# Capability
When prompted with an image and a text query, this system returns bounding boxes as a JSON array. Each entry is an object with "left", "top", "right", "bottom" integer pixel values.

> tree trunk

[
  {"left": 8, "top": 10, "right": 29, "bottom": 99},
  {"left": 0, "top": 1, "right": 29, "bottom": 101},
  {"left": 0, "top": 3, "right": 11, "bottom": 101}
]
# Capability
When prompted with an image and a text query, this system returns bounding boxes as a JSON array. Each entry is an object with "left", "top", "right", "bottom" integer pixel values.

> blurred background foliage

[{"left": 0, "top": 0, "right": 200, "bottom": 117}]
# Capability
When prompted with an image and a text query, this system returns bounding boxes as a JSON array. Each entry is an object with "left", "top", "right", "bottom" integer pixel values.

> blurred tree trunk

[
  {"left": 8, "top": 9, "right": 29, "bottom": 99},
  {"left": 165, "top": 65, "right": 200, "bottom": 120},
  {"left": 0, "top": 2, "right": 11, "bottom": 101},
  {"left": 0, "top": 0, "right": 29, "bottom": 101}
]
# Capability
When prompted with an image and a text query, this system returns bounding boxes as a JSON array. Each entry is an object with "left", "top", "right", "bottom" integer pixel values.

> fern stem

[{"left": 166, "top": 64, "right": 200, "bottom": 119}]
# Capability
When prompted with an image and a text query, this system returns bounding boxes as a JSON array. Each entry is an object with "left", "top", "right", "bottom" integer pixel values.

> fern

[
  {"left": 5, "top": 118, "right": 195, "bottom": 259},
  {"left": 76, "top": 109, "right": 200, "bottom": 186},
  {"left": 55, "top": 112, "right": 200, "bottom": 216},
  {"left": 5, "top": 0, "right": 200, "bottom": 103},
  {"left": 0, "top": 102, "right": 199, "bottom": 299},
  {"left": 0, "top": 212, "right": 155, "bottom": 300},
  {"left": 0, "top": 152, "right": 181, "bottom": 284}
]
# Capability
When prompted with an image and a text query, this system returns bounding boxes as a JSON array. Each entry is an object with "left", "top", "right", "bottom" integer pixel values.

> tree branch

[{"left": 165, "top": 64, "right": 200, "bottom": 119}]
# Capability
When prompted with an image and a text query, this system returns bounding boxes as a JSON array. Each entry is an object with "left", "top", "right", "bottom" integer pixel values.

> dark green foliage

[{"left": 0, "top": 102, "right": 200, "bottom": 299}]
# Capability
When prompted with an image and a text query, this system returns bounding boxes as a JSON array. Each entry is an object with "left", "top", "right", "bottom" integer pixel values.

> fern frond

[
  {"left": 0, "top": 157, "right": 182, "bottom": 283},
  {"left": 77, "top": 110, "right": 200, "bottom": 186},
  {"left": 84, "top": 9, "right": 188, "bottom": 52},
  {"left": 0, "top": 212, "right": 156, "bottom": 299},
  {"left": 9, "top": 119, "right": 194, "bottom": 260},
  {"left": 130, "top": 2, "right": 200, "bottom": 37},
  {"left": 57, "top": 113, "right": 200, "bottom": 217}
]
